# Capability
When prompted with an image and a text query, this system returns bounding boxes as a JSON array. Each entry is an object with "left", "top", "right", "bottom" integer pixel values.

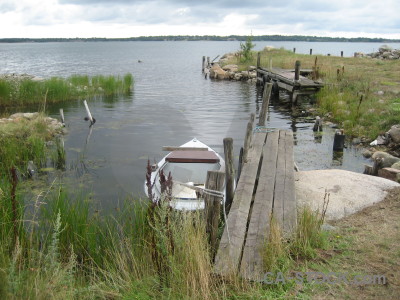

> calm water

[{"left": 1, "top": 41, "right": 393, "bottom": 209}]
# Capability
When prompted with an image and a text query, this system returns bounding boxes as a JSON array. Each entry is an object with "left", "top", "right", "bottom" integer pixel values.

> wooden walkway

[
  {"left": 214, "top": 129, "right": 296, "bottom": 281},
  {"left": 257, "top": 67, "right": 323, "bottom": 103}
]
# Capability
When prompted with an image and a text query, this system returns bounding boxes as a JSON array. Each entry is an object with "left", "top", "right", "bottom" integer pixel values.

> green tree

[{"left": 240, "top": 35, "right": 256, "bottom": 62}]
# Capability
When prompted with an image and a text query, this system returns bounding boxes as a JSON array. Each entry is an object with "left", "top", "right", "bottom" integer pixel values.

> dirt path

[{"left": 311, "top": 187, "right": 400, "bottom": 299}]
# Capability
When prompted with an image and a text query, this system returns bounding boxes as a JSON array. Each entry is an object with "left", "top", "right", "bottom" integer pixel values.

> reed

[{"left": 0, "top": 73, "right": 134, "bottom": 107}]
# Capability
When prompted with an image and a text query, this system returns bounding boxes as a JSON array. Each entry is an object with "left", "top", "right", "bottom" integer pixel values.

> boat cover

[{"left": 166, "top": 150, "right": 220, "bottom": 163}]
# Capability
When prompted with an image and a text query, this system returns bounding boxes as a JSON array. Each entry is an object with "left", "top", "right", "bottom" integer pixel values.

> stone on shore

[
  {"left": 210, "top": 64, "right": 228, "bottom": 80},
  {"left": 295, "top": 169, "right": 400, "bottom": 221}
]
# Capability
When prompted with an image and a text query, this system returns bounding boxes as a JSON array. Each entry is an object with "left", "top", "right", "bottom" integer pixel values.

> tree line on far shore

[{"left": 1, "top": 35, "right": 399, "bottom": 43}]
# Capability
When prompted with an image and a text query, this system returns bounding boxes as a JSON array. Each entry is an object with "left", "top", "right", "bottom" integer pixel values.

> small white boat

[{"left": 144, "top": 138, "right": 225, "bottom": 210}]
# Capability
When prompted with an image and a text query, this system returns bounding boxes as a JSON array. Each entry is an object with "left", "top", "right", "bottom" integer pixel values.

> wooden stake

[
  {"left": 202, "top": 56, "right": 205, "bottom": 73},
  {"left": 256, "top": 52, "right": 261, "bottom": 69},
  {"left": 204, "top": 170, "right": 225, "bottom": 258},
  {"left": 83, "top": 100, "right": 95, "bottom": 125},
  {"left": 310, "top": 49, "right": 313, "bottom": 55},
  {"left": 59, "top": 108, "right": 65, "bottom": 126},
  {"left": 259, "top": 83, "right": 272, "bottom": 126},
  {"left": 223, "top": 138, "right": 235, "bottom": 214},
  {"left": 294, "top": 60, "right": 301, "bottom": 81},
  {"left": 243, "top": 121, "right": 253, "bottom": 163}
]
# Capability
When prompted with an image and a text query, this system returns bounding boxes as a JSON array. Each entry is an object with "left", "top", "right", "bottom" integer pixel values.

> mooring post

[
  {"left": 310, "top": 49, "right": 313, "bottom": 55},
  {"left": 83, "top": 100, "right": 95, "bottom": 125},
  {"left": 204, "top": 170, "right": 225, "bottom": 258},
  {"left": 243, "top": 121, "right": 253, "bottom": 163},
  {"left": 207, "top": 57, "right": 210, "bottom": 68},
  {"left": 223, "top": 138, "right": 235, "bottom": 214},
  {"left": 257, "top": 52, "right": 261, "bottom": 69},
  {"left": 59, "top": 108, "right": 65, "bottom": 126},
  {"left": 259, "top": 83, "right": 272, "bottom": 126},
  {"left": 293, "top": 47, "right": 296, "bottom": 53},
  {"left": 313, "top": 116, "right": 323, "bottom": 132},
  {"left": 202, "top": 56, "right": 206, "bottom": 73},
  {"left": 294, "top": 60, "right": 301, "bottom": 81},
  {"left": 333, "top": 129, "right": 345, "bottom": 151},
  {"left": 341, "top": 51, "right": 344, "bottom": 57},
  {"left": 250, "top": 112, "right": 255, "bottom": 124}
]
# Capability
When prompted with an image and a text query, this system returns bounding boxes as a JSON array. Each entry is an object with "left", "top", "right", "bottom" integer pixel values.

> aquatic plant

[{"left": 0, "top": 73, "right": 134, "bottom": 107}]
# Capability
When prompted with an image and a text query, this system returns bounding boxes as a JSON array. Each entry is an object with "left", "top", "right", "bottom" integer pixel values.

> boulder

[
  {"left": 379, "top": 45, "right": 392, "bottom": 53},
  {"left": 222, "top": 64, "right": 239, "bottom": 72},
  {"left": 210, "top": 64, "right": 228, "bottom": 80},
  {"left": 295, "top": 169, "right": 399, "bottom": 220},
  {"left": 388, "top": 124, "right": 400, "bottom": 143}
]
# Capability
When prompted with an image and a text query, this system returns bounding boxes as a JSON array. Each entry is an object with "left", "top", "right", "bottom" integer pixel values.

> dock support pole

[
  {"left": 333, "top": 130, "right": 345, "bottom": 151},
  {"left": 204, "top": 170, "right": 225, "bottom": 259},
  {"left": 341, "top": 51, "right": 344, "bottom": 57},
  {"left": 294, "top": 60, "right": 301, "bottom": 81},
  {"left": 243, "top": 121, "right": 253, "bottom": 163},
  {"left": 223, "top": 138, "right": 235, "bottom": 214},
  {"left": 207, "top": 57, "right": 210, "bottom": 68},
  {"left": 293, "top": 48, "right": 296, "bottom": 53},
  {"left": 202, "top": 56, "right": 206, "bottom": 73},
  {"left": 257, "top": 52, "right": 261, "bottom": 69},
  {"left": 310, "top": 49, "right": 313, "bottom": 55},
  {"left": 83, "top": 100, "right": 95, "bottom": 125},
  {"left": 59, "top": 108, "right": 65, "bottom": 126},
  {"left": 259, "top": 83, "right": 272, "bottom": 126}
]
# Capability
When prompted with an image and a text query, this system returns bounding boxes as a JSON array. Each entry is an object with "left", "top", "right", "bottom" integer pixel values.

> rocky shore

[
  {"left": 354, "top": 44, "right": 400, "bottom": 60},
  {"left": 0, "top": 112, "right": 64, "bottom": 134}
]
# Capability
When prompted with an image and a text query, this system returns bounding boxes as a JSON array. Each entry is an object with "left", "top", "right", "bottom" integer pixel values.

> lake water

[{"left": 2, "top": 41, "right": 396, "bottom": 210}]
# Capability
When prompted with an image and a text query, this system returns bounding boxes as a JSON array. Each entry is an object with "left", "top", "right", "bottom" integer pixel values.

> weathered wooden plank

[
  {"left": 214, "top": 132, "right": 267, "bottom": 276},
  {"left": 273, "top": 131, "right": 286, "bottom": 227},
  {"left": 240, "top": 130, "right": 279, "bottom": 280},
  {"left": 205, "top": 171, "right": 225, "bottom": 258},
  {"left": 282, "top": 131, "right": 297, "bottom": 234}
]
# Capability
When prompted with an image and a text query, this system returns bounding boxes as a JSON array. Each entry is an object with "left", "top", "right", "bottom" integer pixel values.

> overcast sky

[{"left": 1, "top": 0, "right": 399, "bottom": 39}]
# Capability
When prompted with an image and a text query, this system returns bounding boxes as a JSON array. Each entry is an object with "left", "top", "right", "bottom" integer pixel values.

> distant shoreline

[{"left": 1, "top": 35, "right": 400, "bottom": 43}]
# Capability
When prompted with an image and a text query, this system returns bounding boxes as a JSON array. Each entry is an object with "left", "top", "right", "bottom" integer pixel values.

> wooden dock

[
  {"left": 256, "top": 53, "right": 324, "bottom": 104},
  {"left": 214, "top": 127, "right": 296, "bottom": 281}
]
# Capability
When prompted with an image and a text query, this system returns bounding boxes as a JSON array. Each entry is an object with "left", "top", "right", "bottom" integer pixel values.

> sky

[{"left": 1, "top": 0, "right": 399, "bottom": 39}]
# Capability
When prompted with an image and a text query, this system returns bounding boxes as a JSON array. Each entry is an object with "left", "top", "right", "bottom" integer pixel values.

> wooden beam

[
  {"left": 223, "top": 137, "right": 235, "bottom": 213},
  {"left": 240, "top": 130, "right": 279, "bottom": 280},
  {"left": 205, "top": 170, "right": 225, "bottom": 259},
  {"left": 282, "top": 131, "right": 297, "bottom": 234},
  {"left": 214, "top": 132, "right": 267, "bottom": 276}
]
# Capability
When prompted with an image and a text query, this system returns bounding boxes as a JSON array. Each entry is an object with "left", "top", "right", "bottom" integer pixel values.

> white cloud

[{"left": 0, "top": 0, "right": 399, "bottom": 38}]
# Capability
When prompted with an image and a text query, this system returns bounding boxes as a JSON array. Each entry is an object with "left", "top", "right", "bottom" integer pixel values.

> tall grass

[{"left": 0, "top": 73, "right": 134, "bottom": 107}]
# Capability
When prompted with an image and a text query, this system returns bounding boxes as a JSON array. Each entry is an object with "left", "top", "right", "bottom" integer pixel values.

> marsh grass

[
  {"left": 223, "top": 48, "right": 400, "bottom": 139},
  {"left": 0, "top": 73, "right": 134, "bottom": 107}
]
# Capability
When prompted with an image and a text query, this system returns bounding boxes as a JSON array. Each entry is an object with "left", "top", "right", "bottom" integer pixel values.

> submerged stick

[{"left": 83, "top": 100, "right": 96, "bottom": 125}]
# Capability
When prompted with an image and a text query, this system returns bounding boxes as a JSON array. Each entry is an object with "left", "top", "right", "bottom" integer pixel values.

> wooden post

[
  {"left": 223, "top": 138, "right": 235, "bottom": 214},
  {"left": 312, "top": 116, "right": 323, "bottom": 132},
  {"left": 83, "top": 100, "right": 95, "bottom": 125},
  {"left": 341, "top": 51, "right": 344, "bottom": 57},
  {"left": 243, "top": 121, "right": 253, "bottom": 163},
  {"left": 59, "top": 108, "right": 65, "bottom": 126},
  {"left": 294, "top": 60, "right": 301, "bottom": 81},
  {"left": 207, "top": 57, "right": 210, "bottom": 68},
  {"left": 259, "top": 83, "right": 272, "bottom": 126},
  {"left": 250, "top": 112, "right": 255, "bottom": 124},
  {"left": 293, "top": 48, "right": 296, "bottom": 53},
  {"left": 333, "top": 130, "right": 345, "bottom": 151},
  {"left": 204, "top": 170, "right": 225, "bottom": 258},
  {"left": 310, "top": 49, "right": 313, "bottom": 55},
  {"left": 202, "top": 56, "right": 205, "bottom": 73},
  {"left": 257, "top": 52, "right": 261, "bottom": 69}
]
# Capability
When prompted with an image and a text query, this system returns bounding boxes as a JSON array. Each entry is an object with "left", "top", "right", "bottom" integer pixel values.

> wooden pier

[
  {"left": 256, "top": 54, "right": 324, "bottom": 104},
  {"left": 214, "top": 125, "right": 296, "bottom": 281}
]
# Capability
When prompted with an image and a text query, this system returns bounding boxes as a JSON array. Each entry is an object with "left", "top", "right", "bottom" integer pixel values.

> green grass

[
  {"left": 223, "top": 48, "right": 400, "bottom": 140},
  {"left": 0, "top": 73, "right": 134, "bottom": 107}
]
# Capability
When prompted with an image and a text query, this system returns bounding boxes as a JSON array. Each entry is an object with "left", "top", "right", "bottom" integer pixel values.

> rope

[{"left": 253, "top": 126, "right": 277, "bottom": 133}]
